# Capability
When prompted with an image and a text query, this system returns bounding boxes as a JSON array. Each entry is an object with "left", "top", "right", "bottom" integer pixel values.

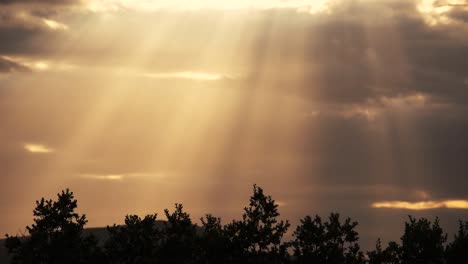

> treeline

[{"left": 4, "top": 185, "right": 468, "bottom": 264}]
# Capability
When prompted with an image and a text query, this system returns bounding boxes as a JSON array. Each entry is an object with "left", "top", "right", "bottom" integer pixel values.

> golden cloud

[
  {"left": 372, "top": 200, "right": 468, "bottom": 210},
  {"left": 43, "top": 19, "right": 69, "bottom": 31},
  {"left": 24, "top": 143, "right": 54, "bottom": 153}
]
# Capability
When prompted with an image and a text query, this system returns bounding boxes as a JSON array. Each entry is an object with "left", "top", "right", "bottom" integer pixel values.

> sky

[{"left": 1, "top": 0, "right": 468, "bottom": 249}]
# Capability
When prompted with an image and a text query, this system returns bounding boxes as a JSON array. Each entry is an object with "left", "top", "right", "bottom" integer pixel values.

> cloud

[
  {"left": 0, "top": 8, "right": 70, "bottom": 55},
  {"left": 372, "top": 200, "right": 468, "bottom": 210},
  {"left": 418, "top": 0, "right": 468, "bottom": 24},
  {"left": 0, "top": 56, "right": 31, "bottom": 73},
  {"left": 79, "top": 172, "right": 165, "bottom": 181},
  {"left": 23, "top": 143, "right": 54, "bottom": 153},
  {"left": 0, "top": 0, "right": 76, "bottom": 55},
  {"left": 43, "top": 19, "right": 68, "bottom": 30},
  {"left": 1, "top": 0, "right": 467, "bottom": 106},
  {"left": 1, "top": 57, "right": 78, "bottom": 72}
]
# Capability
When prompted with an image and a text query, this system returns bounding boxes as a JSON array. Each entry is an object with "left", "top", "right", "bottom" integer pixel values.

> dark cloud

[
  {"left": 434, "top": 0, "right": 468, "bottom": 7},
  {"left": 0, "top": 5, "right": 71, "bottom": 55},
  {"left": 1, "top": 0, "right": 466, "bottom": 104},
  {"left": 0, "top": 0, "right": 79, "bottom": 54},
  {"left": 304, "top": 1, "right": 468, "bottom": 105},
  {"left": 0, "top": 24, "right": 64, "bottom": 55},
  {"left": 446, "top": 2, "right": 468, "bottom": 22}
]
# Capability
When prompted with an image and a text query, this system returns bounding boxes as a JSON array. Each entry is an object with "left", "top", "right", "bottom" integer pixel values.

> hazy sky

[{"left": 1, "top": 0, "right": 468, "bottom": 248}]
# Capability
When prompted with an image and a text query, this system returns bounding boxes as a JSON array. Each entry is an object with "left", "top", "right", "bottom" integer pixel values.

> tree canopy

[
  {"left": 4, "top": 186, "right": 468, "bottom": 264},
  {"left": 5, "top": 189, "right": 103, "bottom": 264}
]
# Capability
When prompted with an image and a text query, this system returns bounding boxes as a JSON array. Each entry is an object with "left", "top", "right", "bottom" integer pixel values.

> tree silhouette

[
  {"left": 367, "top": 239, "right": 401, "bottom": 264},
  {"left": 445, "top": 220, "right": 468, "bottom": 264},
  {"left": 291, "top": 213, "right": 364, "bottom": 264},
  {"left": 4, "top": 189, "right": 102, "bottom": 264},
  {"left": 400, "top": 216, "right": 446, "bottom": 264},
  {"left": 159, "top": 203, "right": 197, "bottom": 264},
  {"left": 369, "top": 216, "right": 447, "bottom": 264},
  {"left": 4, "top": 186, "right": 468, "bottom": 264},
  {"left": 198, "top": 214, "right": 232, "bottom": 264},
  {"left": 224, "top": 184, "right": 290, "bottom": 263},
  {"left": 105, "top": 214, "right": 160, "bottom": 264}
]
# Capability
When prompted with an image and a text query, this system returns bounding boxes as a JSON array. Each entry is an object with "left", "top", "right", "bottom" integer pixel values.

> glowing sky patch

[
  {"left": 79, "top": 172, "right": 165, "bottom": 181},
  {"left": 24, "top": 144, "right": 54, "bottom": 153},
  {"left": 342, "top": 106, "right": 378, "bottom": 121},
  {"left": 372, "top": 200, "right": 468, "bottom": 210},
  {"left": 276, "top": 201, "right": 287, "bottom": 207},
  {"left": 380, "top": 93, "right": 428, "bottom": 108},
  {"left": 34, "top": 62, "right": 49, "bottom": 71},
  {"left": 80, "top": 174, "right": 124, "bottom": 181},
  {"left": 416, "top": 0, "right": 468, "bottom": 25},
  {"left": 143, "top": 71, "right": 223, "bottom": 81},
  {"left": 419, "top": 0, "right": 452, "bottom": 13}
]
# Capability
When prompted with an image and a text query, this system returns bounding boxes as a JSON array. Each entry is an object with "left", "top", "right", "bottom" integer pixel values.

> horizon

[{"left": 1, "top": 0, "right": 468, "bottom": 251}]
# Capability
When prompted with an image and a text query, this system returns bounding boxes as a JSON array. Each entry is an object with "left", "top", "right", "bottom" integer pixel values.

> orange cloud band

[{"left": 372, "top": 200, "right": 468, "bottom": 210}]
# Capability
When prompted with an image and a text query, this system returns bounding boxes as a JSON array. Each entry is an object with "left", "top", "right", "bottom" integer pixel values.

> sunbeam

[{"left": 1, "top": 0, "right": 468, "bottom": 253}]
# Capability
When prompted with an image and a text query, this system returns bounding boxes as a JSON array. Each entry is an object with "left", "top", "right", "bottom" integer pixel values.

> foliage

[
  {"left": 105, "top": 214, "right": 160, "bottom": 264},
  {"left": 4, "top": 189, "right": 102, "bottom": 264},
  {"left": 198, "top": 214, "right": 232, "bottom": 264},
  {"left": 400, "top": 216, "right": 446, "bottom": 264},
  {"left": 368, "top": 216, "right": 447, "bottom": 264},
  {"left": 367, "top": 239, "right": 401, "bottom": 264},
  {"left": 445, "top": 221, "right": 468, "bottom": 264},
  {"left": 4, "top": 186, "right": 468, "bottom": 264},
  {"left": 224, "top": 184, "right": 290, "bottom": 263},
  {"left": 159, "top": 204, "right": 197, "bottom": 264},
  {"left": 291, "top": 213, "right": 364, "bottom": 264}
]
